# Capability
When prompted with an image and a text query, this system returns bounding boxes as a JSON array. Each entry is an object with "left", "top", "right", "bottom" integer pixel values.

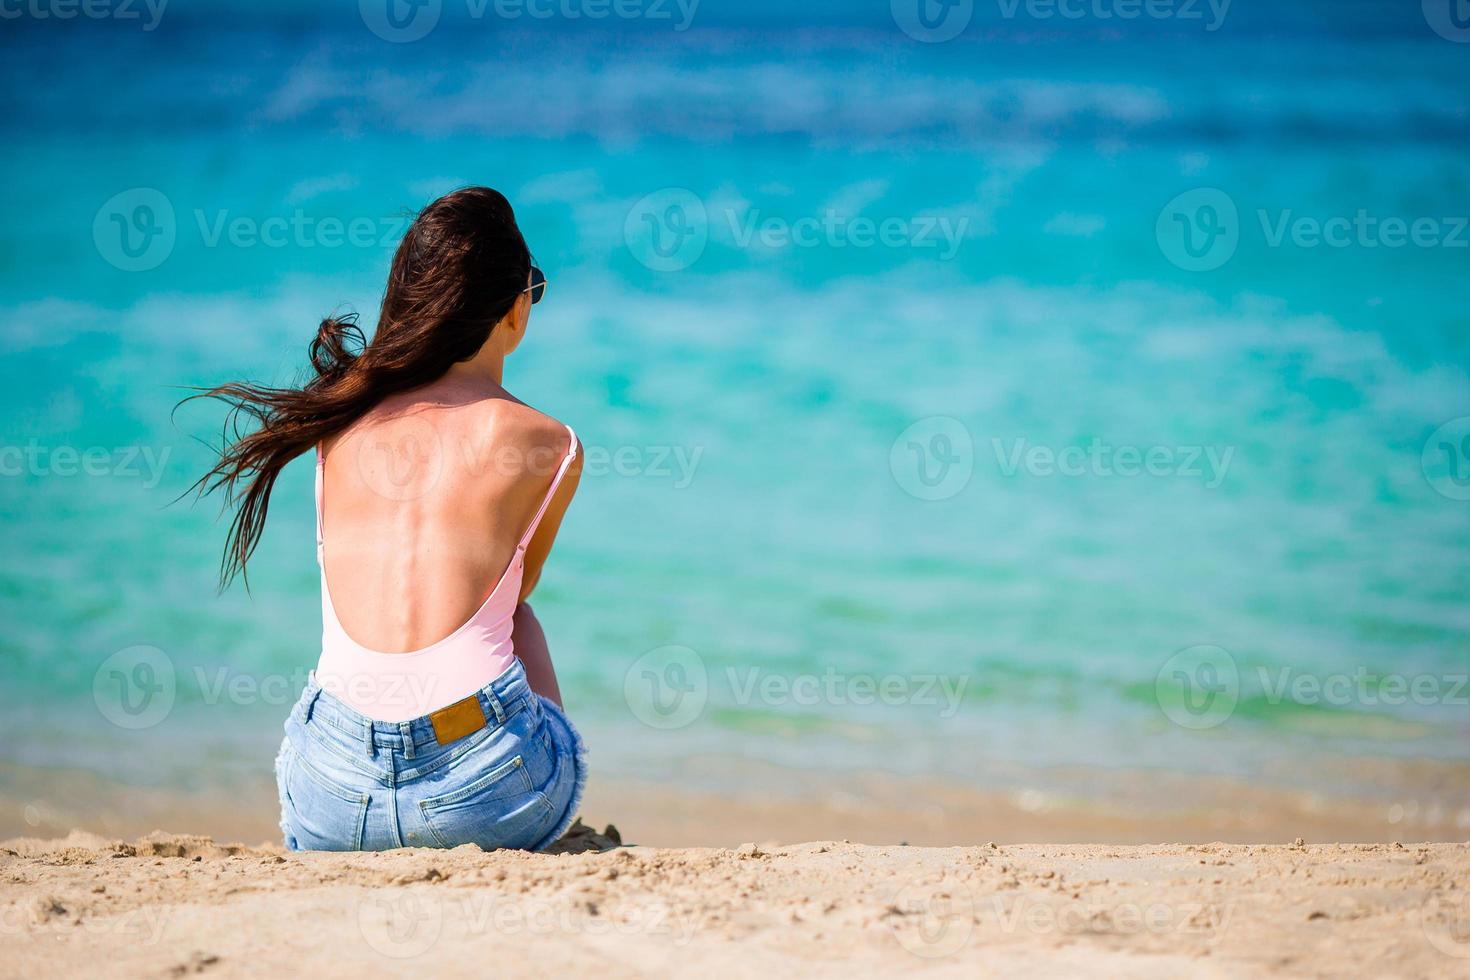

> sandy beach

[
  {"left": 6, "top": 4, "right": 1470, "bottom": 979},
  {"left": 3, "top": 827, "right": 1467, "bottom": 978}
]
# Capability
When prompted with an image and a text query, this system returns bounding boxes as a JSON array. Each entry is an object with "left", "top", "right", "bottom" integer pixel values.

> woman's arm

[
  {"left": 513, "top": 602, "right": 563, "bottom": 707},
  {"left": 513, "top": 430, "right": 580, "bottom": 708},
  {"left": 519, "top": 432, "right": 582, "bottom": 602}
]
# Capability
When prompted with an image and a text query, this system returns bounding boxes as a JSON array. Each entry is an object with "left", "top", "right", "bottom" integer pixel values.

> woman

[{"left": 192, "top": 187, "right": 585, "bottom": 851}]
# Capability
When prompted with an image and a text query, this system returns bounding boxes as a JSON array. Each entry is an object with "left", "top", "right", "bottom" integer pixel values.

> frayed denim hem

[
  {"left": 274, "top": 736, "right": 300, "bottom": 851},
  {"left": 530, "top": 696, "right": 588, "bottom": 853}
]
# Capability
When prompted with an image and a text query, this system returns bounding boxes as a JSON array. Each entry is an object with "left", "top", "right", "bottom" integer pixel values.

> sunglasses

[{"left": 522, "top": 266, "right": 547, "bottom": 305}]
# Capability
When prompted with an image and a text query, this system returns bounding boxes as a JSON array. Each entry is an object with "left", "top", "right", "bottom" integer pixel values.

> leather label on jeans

[{"left": 430, "top": 696, "right": 487, "bottom": 745}]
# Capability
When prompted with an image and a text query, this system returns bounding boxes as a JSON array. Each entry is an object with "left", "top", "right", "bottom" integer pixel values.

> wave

[{"left": 3, "top": 25, "right": 1467, "bottom": 146}]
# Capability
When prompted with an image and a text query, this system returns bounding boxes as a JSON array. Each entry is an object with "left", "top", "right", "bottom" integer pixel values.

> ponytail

[{"left": 184, "top": 186, "right": 531, "bottom": 588}]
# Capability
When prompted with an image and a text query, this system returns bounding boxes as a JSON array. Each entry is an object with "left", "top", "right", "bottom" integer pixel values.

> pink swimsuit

[{"left": 312, "top": 425, "right": 578, "bottom": 722}]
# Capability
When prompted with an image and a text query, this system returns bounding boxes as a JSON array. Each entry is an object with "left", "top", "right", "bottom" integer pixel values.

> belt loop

[
  {"left": 399, "top": 721, "right": 415, "bottom": 760},
  {"left": 485, "top": 688, "right": 506, "bottom": 726},
  {"left": 365, "top": 718, "right": 377, "bottom": 760}
]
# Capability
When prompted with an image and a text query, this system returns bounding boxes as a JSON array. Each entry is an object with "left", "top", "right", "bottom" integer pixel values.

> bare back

[{"left": 318, "top": 375, "right": 580, "bottom": 655}]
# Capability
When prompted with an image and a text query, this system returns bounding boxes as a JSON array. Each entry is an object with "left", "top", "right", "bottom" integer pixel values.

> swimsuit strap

[
  {"left": 517, "top": 425, "right": 579, "bottom": 552},
  {"left": 314, "top": 445, "right": 325, "bottom": 566}
]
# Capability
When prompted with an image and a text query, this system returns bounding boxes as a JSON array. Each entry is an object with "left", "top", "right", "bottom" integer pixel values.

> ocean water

[{"left": 2, "top": 2, "right": 1469, "bottom": 831}]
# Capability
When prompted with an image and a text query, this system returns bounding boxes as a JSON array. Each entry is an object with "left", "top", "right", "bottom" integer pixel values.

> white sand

[{"left": 3, "top": 826, "right": 1468, "bottom": 978}]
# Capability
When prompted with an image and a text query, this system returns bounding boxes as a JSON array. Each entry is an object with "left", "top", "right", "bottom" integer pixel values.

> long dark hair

[{"left": 186, "top": 186, "right": 531, "bottom": 587}]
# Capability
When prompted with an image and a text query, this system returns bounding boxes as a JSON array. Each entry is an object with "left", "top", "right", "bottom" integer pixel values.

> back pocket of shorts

[
  {"left": 418, "top": 754, "right": 554, "bottom": 851},
  {"left": 278, "top": 743, "right": 370, "bottom": 851}
]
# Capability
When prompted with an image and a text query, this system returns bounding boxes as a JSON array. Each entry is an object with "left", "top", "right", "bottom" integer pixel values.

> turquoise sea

[{"left": 2, "top": 1, "right": 1468, "bottom": 838}]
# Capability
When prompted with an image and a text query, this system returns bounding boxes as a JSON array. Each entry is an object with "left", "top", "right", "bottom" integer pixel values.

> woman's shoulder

[{"left": 464, "top": 395, "right": 578, "bottom": 473}]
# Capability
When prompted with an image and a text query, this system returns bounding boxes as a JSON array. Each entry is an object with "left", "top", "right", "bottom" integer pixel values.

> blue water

[{"left": 2, "top": 2, "right": 1468, "bottom": 823}]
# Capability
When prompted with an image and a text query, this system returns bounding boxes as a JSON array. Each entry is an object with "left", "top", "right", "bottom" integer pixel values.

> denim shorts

[{"left": 275, "top": 659, "right": 586, "bottom": 852}]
